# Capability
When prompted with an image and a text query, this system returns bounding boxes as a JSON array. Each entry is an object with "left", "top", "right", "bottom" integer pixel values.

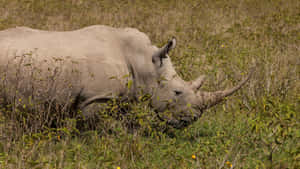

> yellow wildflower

[
  {"left": 192, "top": 154, "right": 196, "bottom": 159},
  {"left": 226, "top": 161, "right": 232, "bottom": 168},
  {"left": 221, "top": 44, "right": 225, "bottom": 48},
  {"left": 117, "top": 167, "right": 121, "bottom": 169}
]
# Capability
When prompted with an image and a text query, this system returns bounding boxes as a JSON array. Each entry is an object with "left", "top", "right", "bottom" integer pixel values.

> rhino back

[{"left": 0, "top": 26, "right": 151, "bottom": 102}]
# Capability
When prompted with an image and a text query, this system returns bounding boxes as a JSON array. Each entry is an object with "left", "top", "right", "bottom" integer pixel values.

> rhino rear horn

[
  {"left": 152, "top": 37, "right": 176, "bottom": 67},
  {"left": 190, "top": 75, "right": 206, "bottom": 91}
]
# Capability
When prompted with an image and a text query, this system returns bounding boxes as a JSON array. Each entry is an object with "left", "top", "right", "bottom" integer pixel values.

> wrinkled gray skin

[{"left": 0, "top": 25, "right": 252, "bottom": 129}]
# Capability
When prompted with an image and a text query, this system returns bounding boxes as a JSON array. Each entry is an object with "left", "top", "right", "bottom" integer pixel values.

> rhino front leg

[{"left": 76, "top": 103, "right": 104, "bottom": 130}]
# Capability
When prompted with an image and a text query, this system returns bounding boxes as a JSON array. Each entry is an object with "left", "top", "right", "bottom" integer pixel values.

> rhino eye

[{"left": 174, "top": 90, "right": 183, "bottom": 96}]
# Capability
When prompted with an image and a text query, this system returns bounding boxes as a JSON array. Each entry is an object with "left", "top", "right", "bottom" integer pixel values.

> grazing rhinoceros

[{"left": 0, "top": 25, "right": 252, "bottom": 129}]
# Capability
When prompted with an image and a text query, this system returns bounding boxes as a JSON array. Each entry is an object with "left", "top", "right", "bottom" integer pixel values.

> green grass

[{"left": 0, "top": 0, "right": 299, "bottom": 168}]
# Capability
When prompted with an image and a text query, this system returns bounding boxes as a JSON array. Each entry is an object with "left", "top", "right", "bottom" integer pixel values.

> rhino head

[{"left": 150, "top": 38, "right": 253, "bottom": 129}]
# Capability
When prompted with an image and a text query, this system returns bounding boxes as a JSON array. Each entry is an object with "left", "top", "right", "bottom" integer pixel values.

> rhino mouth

[
  {"left": 166, "top": 115, "right": 198, "bottom": 129},
  {"left": 167, "top": 119, "right": 188, "bottom": 129},
  {"left": 155, "top": 106, "right": 203, "bottom": 129}
]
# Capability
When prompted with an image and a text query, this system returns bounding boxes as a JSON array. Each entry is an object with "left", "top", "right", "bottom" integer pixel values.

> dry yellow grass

[{"left": 0, "top": 0, "right": 299, "bottom": 168}]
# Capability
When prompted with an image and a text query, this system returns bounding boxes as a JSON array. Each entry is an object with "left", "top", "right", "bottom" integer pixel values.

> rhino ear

[{"left": 152, "top": 37, "right": 176, "bottom": 67}]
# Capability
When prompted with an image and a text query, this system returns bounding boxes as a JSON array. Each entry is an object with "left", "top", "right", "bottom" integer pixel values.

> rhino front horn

[{"left": 198, "top": 68, "right": 254, "bottom": 109}]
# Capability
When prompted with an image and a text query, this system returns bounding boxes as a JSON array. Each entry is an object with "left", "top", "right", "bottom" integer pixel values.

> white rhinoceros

[{"left": 0, "top": 25, "right": 252, "bottom": 129}]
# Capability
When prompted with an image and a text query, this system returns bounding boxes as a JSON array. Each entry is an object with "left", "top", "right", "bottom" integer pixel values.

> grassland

[{"left": 0, "top": 0, "right": 299, "bottom": 168}]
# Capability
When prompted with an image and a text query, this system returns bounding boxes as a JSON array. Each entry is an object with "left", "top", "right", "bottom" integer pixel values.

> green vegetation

[{"left": 0, "top": 0, "right": 299, "bottom": 168}]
